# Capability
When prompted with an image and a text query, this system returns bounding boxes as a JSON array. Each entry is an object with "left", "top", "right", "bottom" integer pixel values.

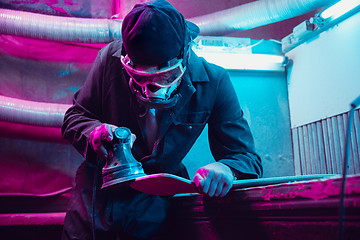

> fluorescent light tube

[
  {"left": 321, "top": 0, "right": 360, "bottom": 20},
  {"left": 193, "top": 50, "right": 285, "bottom": 71}
]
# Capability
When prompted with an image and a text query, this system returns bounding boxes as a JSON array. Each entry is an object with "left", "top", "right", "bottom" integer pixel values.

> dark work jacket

[{"left": 61, "top": 40, "right": 263, "bottom": 240}]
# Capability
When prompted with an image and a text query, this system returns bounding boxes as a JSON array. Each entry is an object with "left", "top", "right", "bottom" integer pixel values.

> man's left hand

[{"left": 193, "top": 162, "right": 235, "bottom": 198}]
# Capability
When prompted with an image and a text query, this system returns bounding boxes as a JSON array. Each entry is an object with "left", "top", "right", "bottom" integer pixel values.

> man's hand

[
  {"left": 89, "top": 124, "right": 118, "bottom": 159},
  {"left": 193, "top": 162, "right": 235, "bottom": 198},
  {"left": 89, "top": 124, "right": 137, "bottom": 159}
]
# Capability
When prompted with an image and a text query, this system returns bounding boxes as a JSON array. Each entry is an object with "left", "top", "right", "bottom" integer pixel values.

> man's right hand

[{"left": 89, "top": 124, "right": 118, "bottom": 159}]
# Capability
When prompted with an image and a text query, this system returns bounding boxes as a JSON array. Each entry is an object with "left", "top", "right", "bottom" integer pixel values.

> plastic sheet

[
  {"left": 0, "top": 34, "right": 96, "bottom": 195},
  {"left": 0, "top": 35, "right": 102, "bottom": 103}
]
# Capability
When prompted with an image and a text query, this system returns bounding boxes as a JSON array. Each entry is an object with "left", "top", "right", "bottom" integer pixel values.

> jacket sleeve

[
  {"left": 61, "top": 48, "right": 107, "bottom": 158},
  {"left": 208, "top": 70, "right": 263, "bottom": 179}
]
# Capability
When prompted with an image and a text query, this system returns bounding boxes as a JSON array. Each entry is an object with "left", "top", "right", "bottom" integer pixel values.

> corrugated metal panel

[{"left": 292, "top": 108, "right": 360, "bottom": 175}]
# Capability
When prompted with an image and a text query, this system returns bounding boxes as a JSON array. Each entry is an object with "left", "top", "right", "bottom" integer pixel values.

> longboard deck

[{"left": 129, "top": 173, "right": 339, "bottom": 196}]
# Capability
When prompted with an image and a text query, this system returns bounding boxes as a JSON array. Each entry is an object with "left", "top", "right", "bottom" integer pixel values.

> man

[{"left": 61, "top": 0, "right": 262, "bottom": 239}]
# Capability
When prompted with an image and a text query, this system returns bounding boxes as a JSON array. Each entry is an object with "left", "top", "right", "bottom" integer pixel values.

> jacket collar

[
  {"left": 186, "top": 50, "right": 209, "bottom": 83},
  {"left": 112, "top": 47, "right": 122, "bottom": 59}
]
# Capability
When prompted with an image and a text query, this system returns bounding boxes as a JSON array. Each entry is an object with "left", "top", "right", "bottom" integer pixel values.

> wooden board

[{"left": 129, "top": 173, "right": 339, "bottom": 196}]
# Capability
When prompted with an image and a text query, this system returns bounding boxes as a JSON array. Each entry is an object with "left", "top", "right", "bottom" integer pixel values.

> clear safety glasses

[{"left": 120, "top": 55, "right": 185, "bottom": 88}]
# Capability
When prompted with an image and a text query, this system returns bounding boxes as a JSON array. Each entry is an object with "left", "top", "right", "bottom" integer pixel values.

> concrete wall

[
  {"left": 183, "top": 70, "right": 294, "bottom": 178},
  {"left": 286, "top": 10, "right": 360, "bottom": 128},
  {"left": 285, "top": 10, "right": 360, "bottom": 176}
]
